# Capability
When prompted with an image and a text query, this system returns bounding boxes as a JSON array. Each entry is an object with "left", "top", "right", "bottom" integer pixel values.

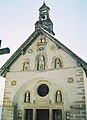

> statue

[
  {"left": 56, "top": 90, "right": 62, "bottom": 103},
  {"left": 23, "top": 60, "right": 29, "bottom": 71},
  {"left": 55, "top": 58, "right": 61, "bottom": 69},
  {"left": 37, "top": 55, "right": 45, "bottom": 70}
]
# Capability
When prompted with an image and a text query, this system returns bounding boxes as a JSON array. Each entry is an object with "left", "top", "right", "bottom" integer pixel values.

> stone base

[{"left": 1, "top": 106, "right": 14, "bottom": 120}]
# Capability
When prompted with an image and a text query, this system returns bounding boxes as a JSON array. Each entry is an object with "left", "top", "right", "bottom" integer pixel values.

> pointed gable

[
  {"left": 1, "top": 3, "right": 87, "bottom": 120},
  {"left": 0, "top": 27, "right": 87, "bottom": 77}
]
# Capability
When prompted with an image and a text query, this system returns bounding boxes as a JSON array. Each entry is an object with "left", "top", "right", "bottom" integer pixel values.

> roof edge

[
  {"left": 0, "top": 27, "right": 87, "bottom": 77},
  {"left": 0, "top": 30, "right": 41, "bottom": 77}
]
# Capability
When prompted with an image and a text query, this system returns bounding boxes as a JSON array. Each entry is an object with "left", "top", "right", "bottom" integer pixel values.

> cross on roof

[{"left": 0, "top": 40, "right": 10, "bottom": 55}]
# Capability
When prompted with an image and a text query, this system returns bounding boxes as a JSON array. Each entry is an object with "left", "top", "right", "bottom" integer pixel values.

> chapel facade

[{"left": 0, "top": 3, "right": 87, "bottom": 120}]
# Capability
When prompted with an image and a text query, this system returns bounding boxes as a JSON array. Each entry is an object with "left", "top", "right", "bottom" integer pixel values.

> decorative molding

[
  {"left": 11, "top": 80, "right": 16, "bottom": 86},
  {"left": 28, "top": 49, "right": 33, "bottom": 53},
  {"left": 68, "top": 77, "right": 74, "bottom": 83},
  {"left": 51, "top": 45, "right": 55, "bottom": 50}
]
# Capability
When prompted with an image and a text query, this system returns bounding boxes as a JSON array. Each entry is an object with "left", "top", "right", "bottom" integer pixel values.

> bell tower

[{"left": 35, "top": 2, "right": 55, "bottom": 35}]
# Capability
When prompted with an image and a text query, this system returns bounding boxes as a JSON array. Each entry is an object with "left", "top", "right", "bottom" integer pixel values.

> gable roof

[
  {"left": 39, "top": 2, "right": 50, "bottom": 11},
  {"left": 0, "top": 27, "right": 87, "bottom": 77}
]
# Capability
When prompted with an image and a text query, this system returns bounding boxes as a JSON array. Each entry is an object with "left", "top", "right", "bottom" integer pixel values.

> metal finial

[{"left": 43, "top": 1, "right": 45, "bottom": 4}]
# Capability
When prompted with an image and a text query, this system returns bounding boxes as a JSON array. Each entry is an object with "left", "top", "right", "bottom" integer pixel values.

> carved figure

[
  {"left": 56, "top": 90, "right": 62, "bottom": 103},
  {"left": 37, "top": 55, "right": 45, "bottom": 70},
  {"left": 55, "top": 58, "right": 61, "bottom": 69},
  {"left": 23, "top": 61, "right": 29, "bottom": 71},
  {"left": 24, "top": 92, "right": 30, "bottom": 103}
]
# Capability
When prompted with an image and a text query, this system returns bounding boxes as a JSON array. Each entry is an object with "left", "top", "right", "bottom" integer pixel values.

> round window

[
  {"left": 37, "top": 84, "right": 49, "bottom": 97},
  {"left": 39, "top": 47, "right": 45, "bottom": 51}
]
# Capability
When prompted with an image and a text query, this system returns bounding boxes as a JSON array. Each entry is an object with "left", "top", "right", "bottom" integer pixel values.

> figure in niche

[
  {"left": 24, "top": 91, "right": 30, "bottom": 103},
  {"left": 37, "top": 55, "right": 45, "bottom": 70},
  {"left": 23, "top": 60, "right": 30, "bottom": 71},
  {"left": 56, "top": 90, "right": 62, "bottom": 103},
  {"left": 55, "top": 58, "right": 62, "bottom": 69}
]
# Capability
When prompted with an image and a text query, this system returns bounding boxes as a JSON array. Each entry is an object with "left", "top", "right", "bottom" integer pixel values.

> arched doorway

[
  {"left": 24, "top": 108, "right": 63, "bottom": 120},
  {"left": 13, "top": 80, "right": 64, "bottom": 120}
]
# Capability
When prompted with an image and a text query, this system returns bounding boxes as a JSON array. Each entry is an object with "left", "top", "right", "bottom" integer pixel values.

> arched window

[
  {"left": 54, "top": 58, "right": 62, "bottom": 69},
  {"left": 56, "top": 90, "right": 62, "bottom": 103},
  {"left": 37, "top": 55, "right": 45, "bottom": 70},
  {"left": 24, "top": 91, "right": 30, "bottom": 103},
  {"left": 23, "top": 60, "right": 30, "bottom": 71}
]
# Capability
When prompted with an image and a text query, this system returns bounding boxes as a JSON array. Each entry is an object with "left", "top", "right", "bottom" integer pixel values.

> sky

[{"left": 0, "top": 0, "right": 87, "bottom": 105}]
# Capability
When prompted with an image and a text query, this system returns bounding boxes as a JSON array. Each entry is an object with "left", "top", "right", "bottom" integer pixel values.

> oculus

[
  {"left": 39, "top": 47, "right": 45, "bottom": 51},
  {"left": 37, "top": 84, "right": 49, "bottom": 97}
]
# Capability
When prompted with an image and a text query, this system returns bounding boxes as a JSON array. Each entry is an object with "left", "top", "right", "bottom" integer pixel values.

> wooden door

[
  {"left": 25, "top": 109, "right": 33, "bottom": 120},
  {"left": 36, "top": 109, "right": 49, "bottom": 120},
  {"left": 53, "top": 109, "right": 62, "bottom": 120}
]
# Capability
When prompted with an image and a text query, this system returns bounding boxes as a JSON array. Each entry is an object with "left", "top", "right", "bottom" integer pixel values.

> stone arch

[
  {"left": 13, "top": 78, "right": 70, "bottom": 120},
  {"left": 52, "top": 56, "right": 63, "bottom": 69}
]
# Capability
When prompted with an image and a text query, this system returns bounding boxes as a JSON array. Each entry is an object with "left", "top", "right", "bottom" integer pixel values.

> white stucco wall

[{"left": 2, "top": 34, "right": 87, "bottom": 120}]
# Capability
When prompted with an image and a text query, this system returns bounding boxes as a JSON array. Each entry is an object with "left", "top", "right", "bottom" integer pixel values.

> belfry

[
  {"left": 35, "top": 2, "right": 55, "bottom": 35},
  {"left": 0, "top": 3, "right": 87, "bottom": 120}
]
